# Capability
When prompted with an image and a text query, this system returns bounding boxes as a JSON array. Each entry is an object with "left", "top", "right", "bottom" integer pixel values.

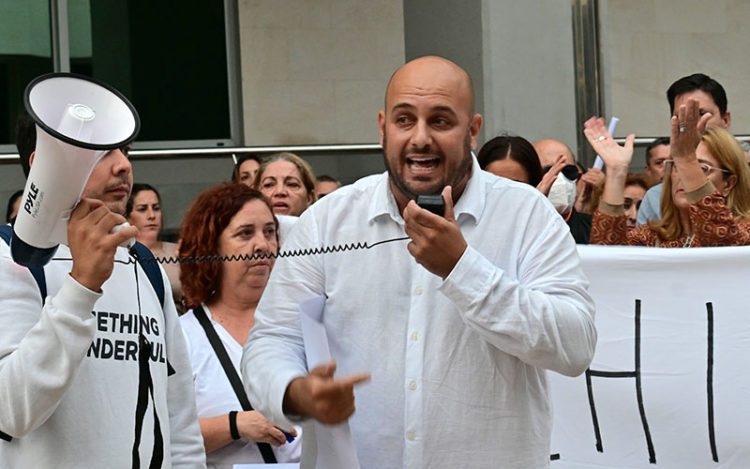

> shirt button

[
  {"left": 410, "top": 332, "right": 418, "bottom": 342},
  {"left": 414, "top": 286, "right": 423, "bottom": 295},
  {"left": 409, "top": 380, "right": 417, "bottom": 391},
  {"left": 406, "top": 431, "right": 416, "bottom": 441}
]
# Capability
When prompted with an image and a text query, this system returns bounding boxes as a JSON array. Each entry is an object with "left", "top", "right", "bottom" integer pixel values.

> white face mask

[{"left": 547, "top": 172, "right": 577, "bottom": 214}]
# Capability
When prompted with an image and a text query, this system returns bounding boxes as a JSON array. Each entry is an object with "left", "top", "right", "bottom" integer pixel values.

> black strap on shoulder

[
  {"left": 193, "top": 305, "right": 278, "bottom": 463},
  {"left": 131, "top": 242, "right": 164, "bottom": 308},
  {"left": 129, "top": 244, "right": 174, "bottom": 377},
  {"left": 0, "top": 225, "right": 47, "bottom": 301}
]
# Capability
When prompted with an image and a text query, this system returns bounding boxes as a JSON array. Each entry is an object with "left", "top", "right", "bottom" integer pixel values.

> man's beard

[
  {"left": 83, "top": 177, "right": 131, "bottom": 215},
  {"left": 382, "top": 134, "right": 474, "bottom": 201}
]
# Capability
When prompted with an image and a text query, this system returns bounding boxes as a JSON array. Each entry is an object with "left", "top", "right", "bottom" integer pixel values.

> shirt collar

[
  {"left": 367, "top": 155, "right": 485, "bottom": 225},
  {"left": 452, "top": 155, "right": 484, "bottom": 225},
  {"left": 368, "top": 172, "right": 402, "bottom": 224}
]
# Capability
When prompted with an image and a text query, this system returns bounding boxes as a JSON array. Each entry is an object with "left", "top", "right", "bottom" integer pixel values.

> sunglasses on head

[
  {"left": 664, "top": 159, "right": 731, "bottom": 177},
  {"left": 542, "top": 164, "right": 580, "bottom": 181}
]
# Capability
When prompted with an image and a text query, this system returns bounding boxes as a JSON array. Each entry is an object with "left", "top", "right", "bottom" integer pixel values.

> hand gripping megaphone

[{"left": 11, "top": 73, "right": 140, "bottom": 267}]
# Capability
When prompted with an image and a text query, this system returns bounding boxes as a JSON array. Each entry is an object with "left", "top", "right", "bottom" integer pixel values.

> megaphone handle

[{"left": 112, "top": 222, "right": 135, "bottom": 249}]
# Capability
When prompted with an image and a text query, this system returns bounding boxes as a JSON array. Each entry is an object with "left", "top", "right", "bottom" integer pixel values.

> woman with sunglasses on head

[{"left": 586, "top": 98, "right": 750, "bottom": 247}]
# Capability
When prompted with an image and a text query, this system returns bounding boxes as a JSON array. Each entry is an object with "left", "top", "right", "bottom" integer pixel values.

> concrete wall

[
  {"left": 238, "top": 0, "right": 405, "bottom": 146},
  {"left": 481, "top": 0, "right": 579, "bottom": 153},
  {"left": 403, "top": 0, "right": 485, "bottom": 132},
  {"left": 601, "top": 0, "right": 750, "bottom": 139}
]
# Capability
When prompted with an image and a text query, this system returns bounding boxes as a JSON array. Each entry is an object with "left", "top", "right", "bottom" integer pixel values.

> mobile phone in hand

[{"left": 416, "top": 195, "right": 445, "bottom": 217}]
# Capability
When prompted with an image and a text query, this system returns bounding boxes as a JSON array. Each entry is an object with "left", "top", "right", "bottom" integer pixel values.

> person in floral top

[{"left": 586, "top": 98, "right": 750, "bottom": 247}]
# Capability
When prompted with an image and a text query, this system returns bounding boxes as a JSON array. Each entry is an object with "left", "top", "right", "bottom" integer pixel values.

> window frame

[{"left": 0, "top": 0, "right": 242, "bottom": 153}]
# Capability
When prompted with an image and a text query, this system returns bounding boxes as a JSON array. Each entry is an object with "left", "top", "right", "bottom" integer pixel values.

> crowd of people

[
  {"left": 477, "top": 72, "right": 750, "bottom": 249},
  {"left": 1, "top": 56, "right": 748, "bottom": 469}
]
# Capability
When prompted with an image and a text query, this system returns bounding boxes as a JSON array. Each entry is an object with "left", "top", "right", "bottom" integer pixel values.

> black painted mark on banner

[
  {"left": 634, "top": 299, "right": 656, "bottom": 464},
  {"left": 707, "top": 302, "right": 718, "bottom": 462},
  {"left": 586, "top": 299, "right": 656, "bottom": 464},
  {"left": 550, "top": 454, "right": 560, "bottom": 461}
]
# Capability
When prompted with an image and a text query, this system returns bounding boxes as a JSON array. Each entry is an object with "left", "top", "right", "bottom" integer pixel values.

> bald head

[
  {"left": 377, "top": 55, "right": 483, "bottom": 212},
  {"left": 384, "top": 56, "right": 476, "bottom": 116},
  {"left": 533, "top": 139, "right": 576, "bottom": 167}
]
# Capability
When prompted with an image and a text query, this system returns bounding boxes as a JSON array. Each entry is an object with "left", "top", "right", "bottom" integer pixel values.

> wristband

[{"left": 228, "top": 411, "right": 241, "bottom": 440}]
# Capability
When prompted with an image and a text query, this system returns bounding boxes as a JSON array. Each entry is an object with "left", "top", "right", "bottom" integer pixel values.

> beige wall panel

[
  {"left": 602, "top": 0, "right": 750, "bottom": 138},
  {"left": 238, "top": 0, "right": 404, "bottom": 145},
  {"left": 480, "top": 0, "right": 579, "bottom": 152}
]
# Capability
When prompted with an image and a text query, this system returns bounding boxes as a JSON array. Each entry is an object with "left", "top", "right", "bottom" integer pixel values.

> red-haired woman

[{"left": 178, "top": 183, "right": 300, "bottom": 467}]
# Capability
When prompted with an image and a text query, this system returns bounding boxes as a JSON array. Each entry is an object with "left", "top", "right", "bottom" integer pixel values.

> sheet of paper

[
  {"left": 299, "top": 295, "right": 329, "bottom": 368},
  {"left": 299, "top": 295, "right": 361, "bottom": 469}
]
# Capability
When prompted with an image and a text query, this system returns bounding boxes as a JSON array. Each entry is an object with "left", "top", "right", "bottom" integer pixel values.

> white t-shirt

[
  {"left": 0, "top": 243, "right": 205, "bottom": 468},
  {"left": 180, "top": 305, "right": 301, "bottom": 469}
]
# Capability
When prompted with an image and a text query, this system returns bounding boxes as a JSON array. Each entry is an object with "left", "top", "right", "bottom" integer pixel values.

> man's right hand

[
  {"left": 283, "top": 362, "right": 370, "bottom": 425},
  {"left": 68, "top": 198, "right": 138, "bottom": 292}
]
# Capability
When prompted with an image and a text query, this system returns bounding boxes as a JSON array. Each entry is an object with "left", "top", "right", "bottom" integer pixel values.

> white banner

[{"left": 551, "top": 245, "right": 750, "bottom": 468}]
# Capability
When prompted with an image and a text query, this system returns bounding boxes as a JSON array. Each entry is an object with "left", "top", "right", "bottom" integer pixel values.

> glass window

[
  {"left": 67, "top": 0, "right": 231, "bottom": 144},
  {"left": 0, "top": 0, "right": 53, "bottom": 146}
]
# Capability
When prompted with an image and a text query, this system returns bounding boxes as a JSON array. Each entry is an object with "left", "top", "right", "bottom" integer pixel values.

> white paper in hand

[{"left": 299, "top": 296, "right": 361, "bottom": 469}]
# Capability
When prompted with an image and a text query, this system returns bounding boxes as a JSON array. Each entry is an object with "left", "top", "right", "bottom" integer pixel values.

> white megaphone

[{"left": 11, "top": 73, "right": 140, "bottom": 267}]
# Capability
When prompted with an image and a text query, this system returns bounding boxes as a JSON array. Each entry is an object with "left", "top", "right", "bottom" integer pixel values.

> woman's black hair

[{"left": 477, "top": 135, "right": 543, "bottom": 187}]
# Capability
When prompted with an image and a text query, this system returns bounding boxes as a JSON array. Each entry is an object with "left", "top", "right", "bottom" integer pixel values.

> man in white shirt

[{"left": 243, "top": 56, "right": 597, "bottom": 469}]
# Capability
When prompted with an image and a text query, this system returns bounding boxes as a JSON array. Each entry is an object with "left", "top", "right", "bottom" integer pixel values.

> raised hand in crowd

[
  {"left": 536, "top": 154, "right": 567, "bottom": 196},
  {"left": 583, "top": 116, "right": 635, "bottom": 206},
  {"left": 575, "top": 167, "right": 605, "bottom": 214},
  {"left": 669, "top": 98, "right": 713, "bottom": 192}
]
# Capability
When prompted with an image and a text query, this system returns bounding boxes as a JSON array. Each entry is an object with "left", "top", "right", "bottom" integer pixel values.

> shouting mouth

[{"left": 407, "top": 156, "right": 440, "bottom": 174}]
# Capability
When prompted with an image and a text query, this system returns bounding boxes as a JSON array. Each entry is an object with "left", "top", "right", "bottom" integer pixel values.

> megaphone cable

[
  {"left": 48, "top": 236, "right": 412, "bottom": 266},
  {"left": 131, "top": 236, "right": 412, "bottom": 266}
]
